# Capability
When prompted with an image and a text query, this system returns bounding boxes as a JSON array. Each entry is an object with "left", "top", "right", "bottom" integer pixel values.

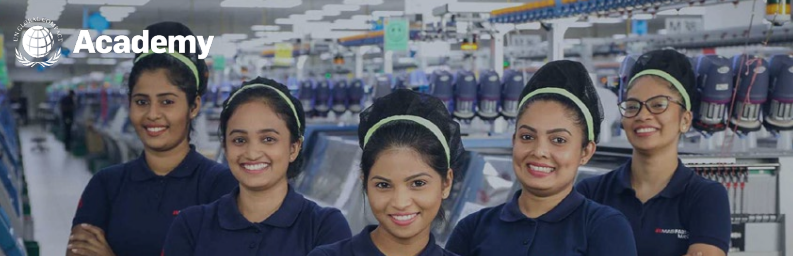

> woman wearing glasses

[{"left": 576, "top": 49, "right": 730, "bottom": 256}]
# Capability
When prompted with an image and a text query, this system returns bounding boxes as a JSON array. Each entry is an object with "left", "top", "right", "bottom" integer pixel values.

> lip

[
  {"left": 239, "top": 162, "right": 270, "bottom": 174},
  {"left": 388, "top": 212, "right": 419, "bottom": 227},
  {"left": 526, "top": 162, "right": 555, "bottom": 178},
  {"left": 143, "top": 124, "right": 168, "bottom": 137},
  {"left": 632, "top": 125, "right": 660, "bottom": 137}
]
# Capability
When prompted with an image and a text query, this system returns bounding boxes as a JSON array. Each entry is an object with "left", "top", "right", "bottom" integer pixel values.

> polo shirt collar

[
  {"left": 351, "top": 225, "right": 442, "bottom": 256},
  {"left": 500, "top": 189, "right": 586, "bottom": 223},
  {"left": 218, "top": 185, "right": 305, "bottom": 230},
  {"left": 613, "top": 158, "right": 692, "bottom": 198},
  {"left": 130, "top": 145, "right": 202, "bottom": 181}
]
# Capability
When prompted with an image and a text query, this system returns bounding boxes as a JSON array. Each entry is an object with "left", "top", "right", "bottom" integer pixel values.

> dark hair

[
  {"left": 358, "top": 90, "right": 465, "bottom": 221},
  {"left": 626, "top": 49, "right": 698, "bottom": 110},
  {"left": 128, "top": 22, "right": 208, "bottom": 142},
  {"left": 517, "top": 60, "right": 604, "bottom": 147},
  {"left": 219, "top": 77, "right": 306, "bottom": 179}
]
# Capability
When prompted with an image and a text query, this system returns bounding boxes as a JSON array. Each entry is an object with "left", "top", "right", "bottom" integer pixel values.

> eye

[
  {"left": 520, "top": 134, "right": 534, "bottom": 140},
  {"left": 262, "top": 137, "right": 277, "bottom": 143},
  {"left": 411, "top": 180, "right": 427, "bottom": 187},
  {"left": 161, "top": 99, "right": 175, "bottom": 105},
  {"left": 375, "top": 182, "right": 391, "bottom": 189},
  {"left": 134, "top": 99, "right": 148, "bottom": 105},
  {"left": 231, "top": 137, "right": 246, "bottom": 145},
  {"left": 552, "top": 137, "right": 567, "bottom": 144}
]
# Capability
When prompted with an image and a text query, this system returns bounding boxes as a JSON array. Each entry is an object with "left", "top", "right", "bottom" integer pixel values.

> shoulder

[
  {"left": 577, "top": 167, "right": 620, "bottom": 190},
  {"left": 177, "top": 197, "right": 222, "bottom": 223},
  {"left": 301, "top": 197, "right": 345, "bottom": 221},
  {"left": 581, "top": 199, "right": 627, "bottom": 224},
  {"left": 87, "top": 162, "right": 129, "bottom": 187},
  {"left": 684, "top": 171, "right": 727, "bottom": 198},
  {"left": 457, "top": 203, "right": 506, "bottom": 228}
]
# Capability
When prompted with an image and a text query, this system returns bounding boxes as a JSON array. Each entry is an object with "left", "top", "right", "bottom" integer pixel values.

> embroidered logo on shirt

[
  {"left": 172, "top": 210, "right": 180, "bottom": 216},
  {"left": 655, "top": 228, "right": 689, "bottom": 239}
]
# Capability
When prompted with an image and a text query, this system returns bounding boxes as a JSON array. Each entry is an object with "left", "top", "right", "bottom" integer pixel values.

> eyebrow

[
  {"left": 370, "top": 173, "right": 432, "bottom": 183},
  {"left": 371, "top": 176, "right": 391, "bottom": 183},
  {"left": 228, "top": 128, "right": 281, "bottom": 136},
  {"left": 519, "top": 125, "right": 571, "bottom": 135},
  {"left": 518, "top": 125, "right": 536, "bottom": 133},
  {"left": 131, "top": 92, "right": 180, "bottom": 98}
]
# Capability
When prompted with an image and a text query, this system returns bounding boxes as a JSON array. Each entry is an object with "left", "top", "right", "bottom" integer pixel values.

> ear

[
  {"left": 580, "top": 141, "right": 597, "bottom": 165},
  {"left": 190, "top": 96, "right": 202, "bottom": 119},
  {"left": 680, "top": 110, "right": 693, "bottom": 133},
  {"left": 289, "top": 137, "right": 303, "bottom": 162},
  {"left": 442, "top": 168, "right": 454, "bottom": 199}
]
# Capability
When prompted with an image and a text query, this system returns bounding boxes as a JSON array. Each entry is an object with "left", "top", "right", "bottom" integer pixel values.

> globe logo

[{"left": 22, "top": 26, "right": 54, "bottom": 58}]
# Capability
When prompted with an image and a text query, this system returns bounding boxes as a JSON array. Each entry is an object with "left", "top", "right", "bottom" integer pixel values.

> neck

[
  {"left": 237, "top": 180, "right": 289, "bottom": 223},
  {"left": 370, "top": 225, "right": 431, "bottom": 256},
  {"left": 630, "top": 147, "right": 679, "bottom": 193},
  {"left": 519, "top": 186, "right": 572, "bottom": 219},
  {"left": 143, "top": 140, "right": 190, "bottom": 176}
]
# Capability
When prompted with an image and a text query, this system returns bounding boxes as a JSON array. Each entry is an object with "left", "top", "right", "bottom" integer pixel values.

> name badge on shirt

[{"left": 655, "top": 228, "right": 689, "bottom": 239}]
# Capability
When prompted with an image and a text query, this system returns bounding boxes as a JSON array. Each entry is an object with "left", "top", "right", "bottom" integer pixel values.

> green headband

[
  {"left": 225, "top": 83, "right": 302, "bottom": 133},
  {"left": 134, "top": 51, "right": 200, "bottom": 90},
  {"left": 519, "top": 87, "right": 595, "bottom": 142},
  {"left": 363, "top": 115, "right": 451, "bottom": 167},
  {"left": 628, "top": 69, "right": 691, "bottom": 111}
]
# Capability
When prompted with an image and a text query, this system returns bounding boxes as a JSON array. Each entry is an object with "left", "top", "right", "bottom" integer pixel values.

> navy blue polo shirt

[
  {"left": 576, "top": 158, "right": 731, "bottom": 256},
  {"left": 445, "top": 190, "right": 636, "bottom": 256},
  {"left": 163, "top": 185, "right": 352, "bottom": 256},
  {"left": 308, "top": 225, "right": 458, "bottom": 256},
  {"left": 72, "top": 147, "right": 238, "bottom": 256}
]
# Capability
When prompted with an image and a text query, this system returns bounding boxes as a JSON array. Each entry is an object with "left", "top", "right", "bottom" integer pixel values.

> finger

[
  {"left": 68, "top": 241, "right": 101, "bottom": 256},
  {"left": 69, "top": 233, "right": 98, "bottom": 243},
  {"left": 79, "top": 224, "right": 108, "bottom": 243}
]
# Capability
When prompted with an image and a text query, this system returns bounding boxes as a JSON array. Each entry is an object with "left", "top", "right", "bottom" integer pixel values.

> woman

[
  {"left": 445, "top": 60, "right": 637, "bottom": 256},
  {"left": 68, "top": 22, "right": 238, "bottom": 256},
  {"left": 163, "top": 77, "right": 352, "bottom": 255},
  {"left": 308, "top": 89, "right": 463, "bottom": 256},
  {"left": 576, "top": 49, "right": 731, "bottom": 256}
]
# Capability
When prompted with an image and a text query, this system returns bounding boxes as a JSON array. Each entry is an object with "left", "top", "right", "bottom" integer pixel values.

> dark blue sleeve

[
  {"left": 205, "top": 165, "right": 237, "bottom": 203},
  {"left": 445, "top": 214, "right": 475, "bottom": 256},
  {"left": 587, "top": 213, "right": 637, "bottom": 256},
  {"left": 307, "top": 246, "right": 334, "bottom": 256},
  {"left": 162, "top": 209, "right": 197, "bottom": 256},
  {"left": 688, "top": 183, "right": 731, "bottom": 253},
  {"left": 314, "top": 209, "right": 352, "bottom": 247},
  {"left": 72, "top": 171, "right": 111, "bottom": 230}
]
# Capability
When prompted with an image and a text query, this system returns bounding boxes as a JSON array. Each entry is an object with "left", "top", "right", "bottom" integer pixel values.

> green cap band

[
  {"left": 134, "top": 51, "right": 200, "bottom": 90},
  {"left": 628, "top": 69, "right": 691, "bottom": 111},
  {"left": 519, "top": 87, "right": 595, "bottom": 142},
  {"left": 363, "top": 115, "right": 451, "bottom": 167},
  {"left": 226, "top": 83, "right": 302, "bottom": 135}
]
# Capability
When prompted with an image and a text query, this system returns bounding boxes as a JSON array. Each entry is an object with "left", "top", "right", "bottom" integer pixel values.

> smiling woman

[
  {"left": 308, "top": 89, "right": 464, "bottom": 256},
  {"left": 162, "top": 77, "right": 351, "bottom": 256},
  {"left": 445, "top": 60, "right": 637, "bottom": 256}
]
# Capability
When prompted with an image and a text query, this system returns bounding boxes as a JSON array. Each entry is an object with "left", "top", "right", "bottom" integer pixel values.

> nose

[
  {"left": 243, "top": 142, "right": 264, "bottom": 161},
  {"left": 390, "top": 186, "right": 413, "bottom": 210},
  {"left": 529, "top": 138, "right": 549, "bottom": 159},
  {"left": 633, "top": 103, "right": 654, "bottom": 121},
  {"left": 145, "top": 103, "right": 161, "bottom": 121}
]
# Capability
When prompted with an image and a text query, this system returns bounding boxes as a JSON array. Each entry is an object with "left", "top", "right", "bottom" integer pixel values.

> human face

[
  {"left": 224, "top": 101, "right": 300, "bottom": 191},
  {"left": 513, "top": 100, "right": 595, "bottom": 197},
  {"left": 129, "top": 69, "right": 199, "bottom": 152},
  {"left": 621, "top": 76, "right": 692, "bottom": 153},
  {"left": 367, "top": 148, "right": 452, "bottom": 241}
]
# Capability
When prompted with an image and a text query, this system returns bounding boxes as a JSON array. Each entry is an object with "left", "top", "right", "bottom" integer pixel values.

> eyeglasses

[{"left": 618, "top": 95, "right": 686, "bottom": 118}]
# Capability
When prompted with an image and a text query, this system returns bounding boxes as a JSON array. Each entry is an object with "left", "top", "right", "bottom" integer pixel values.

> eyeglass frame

[{"left": 617, "top": 95, "right": 686, "bottom": 118}]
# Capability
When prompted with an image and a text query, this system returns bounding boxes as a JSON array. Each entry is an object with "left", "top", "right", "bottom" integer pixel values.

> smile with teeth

[
  {"left": 146, "top": 127, "right": 166, "bottom": 132},
  {"left": 635, "top": 127, "right": 658, "bottom": 133},
  {"left": 242, "top": 163, "right": 269, "bottom": 170},
  {"left": 390, "top": 213, "right": 418, "bottom": 221},
  {"left": 529, "top": 165, "right": 555, "bottom": 173}
]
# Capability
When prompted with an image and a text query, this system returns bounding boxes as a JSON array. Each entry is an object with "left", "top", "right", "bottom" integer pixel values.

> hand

[{"left": 67, "top": 224, "right": 115, "bottom": 256}]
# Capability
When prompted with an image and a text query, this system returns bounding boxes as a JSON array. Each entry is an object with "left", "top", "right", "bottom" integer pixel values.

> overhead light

[
  {"left": 252, "top": 25, "right": 280, "bottom": 31},
  {"left": 67, "top": 0, "right": 149, "bottom": 6},
  {"left": 658, "top": 29, "right": 668, "bottom": 35},
  {"left": 631, "top": 14, "right": 654, "bottom": 20},
  {"left": 515, "top": 22, "right": 540, "bottom": 30},
  {"left": 100, "top": 6, "right": 136, "bottom": 22},
  {"left": 310, "top": 31, "right": 361, "bottom": 39},
  {"left": 275, "top": 18, "right": 296, "bottom": 25},
  {"left": 351, "top": 14, "right": 373, "bottom": 21},
  {"left": 333, "top": 20, "right": 370, "bottom": 30},
  {"left": 372, "top": 11, "right": 403, "bottom": 17},
  {"left": 220, "top": 0, "right": 301, "bottom": 8},
  {"left": 221, "top": 33, "right": 248, "bottom": 41},
  {"left": 343, "top": 0, "right": 383, "bottom": 5},
  {"left": 590, "top": 17, "right": 622, "bottom": 24},
  {"left": 323, "top": 4, "right": 359, "bottom": 12},
  {"left": 564, "top": 38, "right": 582, "bottom": 45},
  {"left": 612, "top": 34, "right": 627, "bottom": 39}
]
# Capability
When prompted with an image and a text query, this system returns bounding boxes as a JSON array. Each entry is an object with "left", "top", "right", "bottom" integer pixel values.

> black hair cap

[
  {"left": 358, "top": 89, "right": 465, "bottom": 172},
  {"left": 518, "top": 60, "right": 604, "bottom": 143},
  {"left": 135, "top": 21, "right": 209, "bottom": 94}
]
